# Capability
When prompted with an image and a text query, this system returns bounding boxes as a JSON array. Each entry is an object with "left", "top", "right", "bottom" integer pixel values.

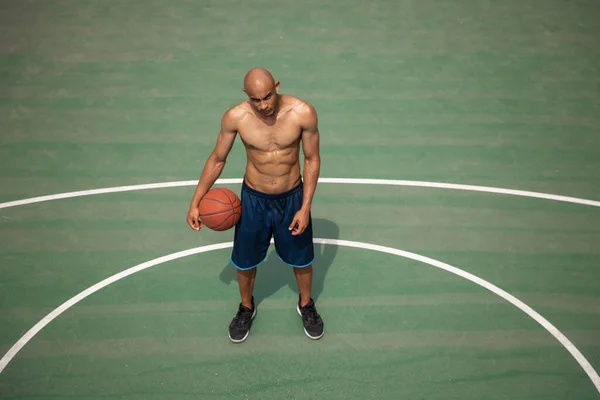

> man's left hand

[{"left": 289, "top": 208, "right": 310, "bottom": 236}]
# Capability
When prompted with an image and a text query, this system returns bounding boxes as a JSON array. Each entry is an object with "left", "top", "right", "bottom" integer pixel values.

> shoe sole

[
  {"left": 228, "top": 306, "right": 257, "bottom": 344},
  {"left": 296, "top": 305, "right": 324, "bottom": 340}
]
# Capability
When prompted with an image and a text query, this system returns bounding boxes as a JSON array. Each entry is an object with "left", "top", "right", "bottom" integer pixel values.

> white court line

[
  {"left": 0, "top": 178, "right": 598, "bottom": 393},
  {"left": 0, "top": 238, "right": 599, "bottom": 394},
  {"left": 1, "top": 178, "right": 600, "bottom": 209},
  {"left": 0, "top": 242, "right": 233, "bottom": 375}
]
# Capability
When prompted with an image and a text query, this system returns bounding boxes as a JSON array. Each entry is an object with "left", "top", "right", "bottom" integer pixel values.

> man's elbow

[
  {"left": 304, "top": 154, "right": 321, "bottom": 167},
  {"left": 209, "top": 152, "right": 227, "bottom": 168}
]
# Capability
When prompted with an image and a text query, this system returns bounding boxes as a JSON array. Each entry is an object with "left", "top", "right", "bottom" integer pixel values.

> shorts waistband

[{"left": 242, "top": 178, "right": 303, "bottom": 200}]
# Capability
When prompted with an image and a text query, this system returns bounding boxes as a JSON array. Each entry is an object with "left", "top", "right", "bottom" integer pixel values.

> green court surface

[{"left": 1, "top": 0, "right": 600, "bottom": 399}]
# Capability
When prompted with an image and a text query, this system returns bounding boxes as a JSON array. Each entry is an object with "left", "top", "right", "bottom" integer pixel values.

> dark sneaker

[
  {"left": 296, "top": 296, "right": 324, "bottom": 340},
  {"left": 228, "top": 296, "right": 257, "bottom": 343}
]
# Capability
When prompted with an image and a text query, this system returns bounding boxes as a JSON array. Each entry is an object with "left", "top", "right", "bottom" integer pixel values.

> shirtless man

[{"left": 186, "top": 67, "right": 324, "bottom": 343}]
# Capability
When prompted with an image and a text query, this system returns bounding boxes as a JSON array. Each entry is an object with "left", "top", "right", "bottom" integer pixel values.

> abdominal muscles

[{"left": 245, "top": 147, "right": 301, "bottom": 193}]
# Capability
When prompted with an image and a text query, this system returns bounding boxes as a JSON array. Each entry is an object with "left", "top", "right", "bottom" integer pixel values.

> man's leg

[
  {"left": 238, "top": 267, "right": 257, "bottom": 309},
  {"left": 293, "top": 262, "right": 324, "bottom": 340},
  {"left": 272, "top": 183, "right": 324, "bottom": 340},
  {"left": 228, "top": 264, "right": 259, "bottom": 343},
  {"left": 228, "top": 182, "right": 270, "bottom": 343},
  {"left": 275, "top": 258, "right": 324, "bottom": 340},
  {"left": 293, "top": 264, "right": 313, "bottom": 307}
]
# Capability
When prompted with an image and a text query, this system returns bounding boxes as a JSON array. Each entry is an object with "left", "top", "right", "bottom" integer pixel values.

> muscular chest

[{"left": 239, "top": 116, "right": 301, "bottom": 151}]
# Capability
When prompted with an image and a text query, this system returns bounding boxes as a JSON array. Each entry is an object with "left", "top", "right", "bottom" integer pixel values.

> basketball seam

[
  {"left": 216, "top": 188, "right": 237, "bottom": 220},
  {"left": 199, "top": 208, "right": 239, "bottom": 218},
  {"left": 219, "top": 188, "right": 235, "bottom": 223},
  {"left": 216, "top": 188, "right": 234, "bottom": 203},
  {"left": 212, "top": 213, "right": 235, "bottom": 230},
  {"left": 201, "top": 197, "right": 231, "bottom": 205}
]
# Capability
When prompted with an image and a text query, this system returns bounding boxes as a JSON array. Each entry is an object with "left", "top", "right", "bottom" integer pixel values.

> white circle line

[
  {"left": 0, "top": 239, "right": 598, "bottom": 394},
  {"left": 1, "top": 178, "right": 599, "bottom": 209}
]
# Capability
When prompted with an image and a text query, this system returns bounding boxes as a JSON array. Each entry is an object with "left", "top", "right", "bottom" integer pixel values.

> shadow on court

[{"left": 218, "top": 218, "right": 339, "bottom": 306}]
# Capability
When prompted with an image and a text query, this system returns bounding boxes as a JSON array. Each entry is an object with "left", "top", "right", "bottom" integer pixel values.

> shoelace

[
  {"left": 301, "top": 303, "right": 320, "bottom": 324},
  {"left": 232, "top": 307, "right": 253, "bottom": 328}
]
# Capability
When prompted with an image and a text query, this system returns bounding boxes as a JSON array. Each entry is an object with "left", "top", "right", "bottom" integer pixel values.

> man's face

[{"left": 246, "top": 82, "right": 279, "bottom": 117}]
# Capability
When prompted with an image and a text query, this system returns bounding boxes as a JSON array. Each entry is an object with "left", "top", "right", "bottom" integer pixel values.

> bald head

[
  {"left": 242, "top": 67, "right": 280, "bottom": 117},
  {"left": 243, "top": 67, "right": 276, "bottom": 94}
]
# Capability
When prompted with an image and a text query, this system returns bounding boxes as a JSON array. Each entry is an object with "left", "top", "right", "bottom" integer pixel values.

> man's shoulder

[
  {"left": 224, "top": 101, "right": 251, "bottom": 120},
  {"left": 221, "top": 101, "right": 251, "bottom": 129},
  {"left": 286, "top": 95, "right": 317, "bottom": 121}
]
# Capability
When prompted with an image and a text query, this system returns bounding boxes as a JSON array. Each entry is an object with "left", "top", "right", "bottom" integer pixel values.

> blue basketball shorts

[{"left": 230, "top": 179, "right": 314, "bottom": 270}]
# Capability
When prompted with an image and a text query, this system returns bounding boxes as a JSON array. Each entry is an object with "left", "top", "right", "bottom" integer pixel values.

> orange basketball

[{"left": 198, "top": 188, "right": 242, "bottom": 231}]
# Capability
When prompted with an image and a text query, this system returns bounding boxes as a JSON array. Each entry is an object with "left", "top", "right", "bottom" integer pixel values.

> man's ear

[{"left": 274, "top": 81, "right": 280, "bottom": 92}]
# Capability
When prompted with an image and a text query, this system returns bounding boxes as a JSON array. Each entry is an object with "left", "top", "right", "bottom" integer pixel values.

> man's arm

[
  {"left": 300, "top": 102, "right": 321, "bottom": 212},
  {"left": 187, "top": 108, "right": 238, "bottom": 230},
  {"left": 289, "top": 101, "right": 320, "bottom": 235}
]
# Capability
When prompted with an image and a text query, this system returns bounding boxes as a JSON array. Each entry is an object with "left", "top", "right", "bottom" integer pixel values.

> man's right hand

[{"left": 186, "top": 207, "right": 203, "bottom": 231}]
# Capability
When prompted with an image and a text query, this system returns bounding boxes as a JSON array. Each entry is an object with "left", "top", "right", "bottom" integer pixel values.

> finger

[
  {"left": 188, "top": 216, "right": 200, "bottom": 231},
  {"left": 289, "top": 217, "right": 299, "bottom": 231},
  {"left": 292, "top": 222, "right": 306, "bottom": 235}
]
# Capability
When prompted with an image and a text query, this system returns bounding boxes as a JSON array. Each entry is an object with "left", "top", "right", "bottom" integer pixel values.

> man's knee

[
  {"left": 237, "top": 267, "right": 257, "bottom": 278},
  {"left": 293, "top": 263, "right": 313, "bottom": 274}
]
